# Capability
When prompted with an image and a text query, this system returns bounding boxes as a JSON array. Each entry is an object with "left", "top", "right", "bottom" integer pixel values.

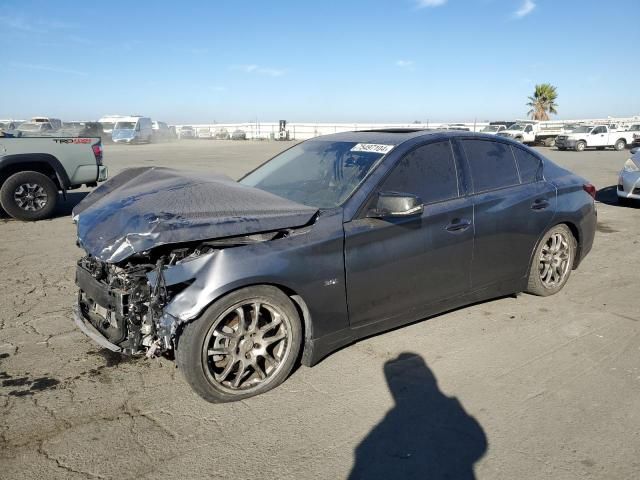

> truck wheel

[
  {"left": 176, "top": 285, "right": 302, "bottom": 403},
  {"left": 515, "top": 136, "right": 524, "bottom": 143},
  {"left": 614, "top": 139, "right": 626, "bottom": 151},
  {"left": 0, "top": 171, "right": 58, "bottom": 221},
  {"left": 543, "top": 137, "right": 555, "bottom": 147},
  {"left": 575, "top": 141, "right": 586, "bottom": 152}
]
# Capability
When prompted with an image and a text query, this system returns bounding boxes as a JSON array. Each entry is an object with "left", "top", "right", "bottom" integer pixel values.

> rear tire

[
  {"left": 526, "top": 224, "right": 576, "bottom": 297},
  {"left": 176, "top": 285, "right": 302, "bottom": 403},
  {"left": 0, "top": 171, "right": 58, "bottom": 221}
]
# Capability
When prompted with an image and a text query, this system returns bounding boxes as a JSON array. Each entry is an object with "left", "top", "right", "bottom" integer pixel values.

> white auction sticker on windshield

[{"left": 350, "top": 143, "right": 394, "bottom": 154}]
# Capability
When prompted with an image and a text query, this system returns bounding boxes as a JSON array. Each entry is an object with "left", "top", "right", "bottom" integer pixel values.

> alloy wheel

[
  {"left": 202, "top": 300, "right": 292, "bottom": 393},
  {"left": 538, "top": 232, "right": 571, "bottom": 288},
  {"left": 13, "top": 183, "right": 48, "bottom": 211}
]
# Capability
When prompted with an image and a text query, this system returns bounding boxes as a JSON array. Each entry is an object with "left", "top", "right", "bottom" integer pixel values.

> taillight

[
  {"left": 92, "top": 143, "right": 103, "bottom": 165},
  {"left": 583, "top": 183, "right": 596, "bottom": 199}
]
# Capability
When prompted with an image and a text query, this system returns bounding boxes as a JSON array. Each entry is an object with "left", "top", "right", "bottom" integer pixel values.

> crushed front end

[
  {"left": 73, "top": 231, "right": 292, "bottom": 358},
  {"left": 74, "top": 248, "right": 196, "bottom": 357}
]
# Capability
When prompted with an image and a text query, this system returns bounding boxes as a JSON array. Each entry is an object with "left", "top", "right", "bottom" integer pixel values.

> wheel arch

[
  {"left": 527, "top": 221, "right": 582, "bottom": 281},
  {"left": 0, "top": 154, "right": 70, "bottom": 190},
  {"left": 175, "top": 281, "right": 314, "bottom": 366}
]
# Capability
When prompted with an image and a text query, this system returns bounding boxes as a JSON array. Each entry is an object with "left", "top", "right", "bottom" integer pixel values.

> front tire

[
  {"left": 0, "top": 171, "right": 58, "bottom": 221},
  {"left": 526, "top": 224, "right": 576, "bottom": 297},
  {"left": 575, "top": 141, "right": 586, "bottom": 152},
  {"left": 176, "top": 286, "right": 302, "bottom": 403},
  {"left": 614, "top": 139, "right": 626, "bottom": 151}
]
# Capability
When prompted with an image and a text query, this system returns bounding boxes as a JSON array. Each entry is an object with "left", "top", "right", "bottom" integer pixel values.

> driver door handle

[
  {"left": 445, "top": 218, "right": 472, "bottom": 233},
  {"left": 531, "top": 199, "right": 550, "bottom": 211}
]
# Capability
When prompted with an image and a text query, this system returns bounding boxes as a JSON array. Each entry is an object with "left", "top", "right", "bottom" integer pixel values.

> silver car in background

[{"left": 618, "top": 148, "right": 640, "bottom": 204}]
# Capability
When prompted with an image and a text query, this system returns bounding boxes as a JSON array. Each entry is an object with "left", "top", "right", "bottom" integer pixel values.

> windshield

[
  {"left": 240, "top": 140, "right": 388, "bottom": 208},
  {"left": 114, "top": 121, "right": 136, "bottom": 130},
  {"left": 629, "top": 125, "right": 640, "bottom": 131},
  {"left": 571, "top": 126, "right": 591, "bottom": 133},
  {"left": 508, "top": 124, "right": 526, "bottom": 131},
  {"left": 101, "top": 122, "right": 115, "bottom": 130},
  {"left": 0, "top": 122, "right": 10, "bottom": 129},
  {"left": 481, "top": 125, "right": 500, "bottom": 132}
]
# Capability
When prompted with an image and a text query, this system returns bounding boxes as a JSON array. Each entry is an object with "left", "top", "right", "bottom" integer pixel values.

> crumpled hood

[{"left": 73, "top": 167, "right": 318, "bottom": 263}]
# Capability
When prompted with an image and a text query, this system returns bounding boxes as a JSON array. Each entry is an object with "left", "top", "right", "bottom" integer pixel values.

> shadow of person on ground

[
  {"left": 596, "top": 185, "right": 639, "bottom": 209},
  {"left": 349, "top": 353, "right": 487, "bottom": 480}
]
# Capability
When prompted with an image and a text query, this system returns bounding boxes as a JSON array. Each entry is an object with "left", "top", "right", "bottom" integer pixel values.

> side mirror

[{"left": 367, "top": 192, "right": 424, "bottom": 218}]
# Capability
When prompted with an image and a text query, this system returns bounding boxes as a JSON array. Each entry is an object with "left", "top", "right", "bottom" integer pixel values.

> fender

[{"left": 0, "top": 153, "right": 71, "bottom": 189}]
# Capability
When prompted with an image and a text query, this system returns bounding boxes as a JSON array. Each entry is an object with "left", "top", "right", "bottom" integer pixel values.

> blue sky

[{"left": 1, "top": 0, "right": 638, "bottom": 123}]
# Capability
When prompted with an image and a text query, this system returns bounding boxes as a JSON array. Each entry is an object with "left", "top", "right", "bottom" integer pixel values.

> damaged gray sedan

[{"left": 73, "top": 130, "right": 596, "bottom": 402}]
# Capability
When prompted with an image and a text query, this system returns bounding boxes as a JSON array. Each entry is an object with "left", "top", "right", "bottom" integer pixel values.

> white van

[
  {"left": 111, "top": 116, "right": 153, "bottom": 144},
  {"left": 98, "top": 115, "right": 128, "bottom": 136}
]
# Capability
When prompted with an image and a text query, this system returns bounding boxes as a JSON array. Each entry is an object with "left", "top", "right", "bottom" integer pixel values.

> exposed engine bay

[{"left": 75, "top": 231, "right": 287, "bottom": 357}]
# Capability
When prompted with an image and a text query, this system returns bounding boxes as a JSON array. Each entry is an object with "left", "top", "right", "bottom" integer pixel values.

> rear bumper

[
  {"left": 575, "top": 203, "right": 597, "bottom": 268},
  {"left": 73, "top": 304, "right": 121, "bottom": 352},
  {"left": 98, "top": 166, "right": 108, "bottom": 182}
]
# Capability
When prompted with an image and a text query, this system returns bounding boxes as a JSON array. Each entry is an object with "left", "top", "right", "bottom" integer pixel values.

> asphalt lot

[{"left": 1, "top": 139, "right": 639, "bottom": 479}]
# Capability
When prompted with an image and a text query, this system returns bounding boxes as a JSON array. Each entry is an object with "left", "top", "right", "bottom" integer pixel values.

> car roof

[{"left": 312, "top": 129, "right": 476, "bottom": 146}]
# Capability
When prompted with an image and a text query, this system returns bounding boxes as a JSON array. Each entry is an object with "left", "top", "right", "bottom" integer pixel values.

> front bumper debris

[{"left": 73, "top": 304, "right": 122, "bottom": 352}]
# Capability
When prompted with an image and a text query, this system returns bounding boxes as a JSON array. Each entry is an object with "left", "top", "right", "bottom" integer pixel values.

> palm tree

[{"left": 527, "top": 84, "right": 558, "bottom": 121}]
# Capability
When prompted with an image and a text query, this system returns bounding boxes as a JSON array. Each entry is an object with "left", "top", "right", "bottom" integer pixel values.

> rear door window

[
  {"left": 461, "top": 139, "right": 519, "bottom": 193},
  {"left": 379, "top": 140, "right": 459, "bottom": 204},
  {"left": 512, "top": 147, "right": 541, "bottom": 183}
]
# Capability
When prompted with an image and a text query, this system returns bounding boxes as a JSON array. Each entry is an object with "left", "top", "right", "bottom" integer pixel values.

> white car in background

[
  {"left": 98, "top": 115, "right": 128, "bottom": 137},
  {"left": 15, "top": 121, "right": 55, "bottom": 136},
  {"left": 30, "top": 117, "right": 62, "bottom": 130},
  {"left": 618, "top": 148, "right": 640, "bottom": 204},
  {"left": 555, "top": 125, "right": 635, "bottom": 151},
  {"left": 479, "top": 125, "right": 507, "bottom": 135},
  {"left": 178, "top": 126, "right": 195, "bottom": 139},
  {"left": 197, "top": 127, "right": 213, "bottom": 139},
  {"left": 112, "top": 116, "right": 153, "bottom": 144},
  {"left": 627, "top": 124, "right": 640, "bottom": 147}
]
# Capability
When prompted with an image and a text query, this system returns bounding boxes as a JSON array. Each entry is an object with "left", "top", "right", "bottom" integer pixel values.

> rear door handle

[
  {"left": 531, "top": 199, "right": 550, "bottom": 210},
  {"left": 445, "top": 218, "right": 472, "bottom": 233}
]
